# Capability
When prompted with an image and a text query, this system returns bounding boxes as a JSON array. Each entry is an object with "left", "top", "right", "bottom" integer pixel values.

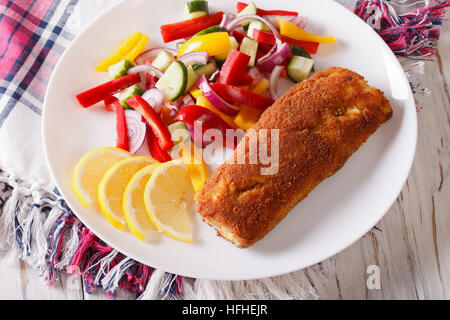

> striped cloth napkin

[{"left": 0, "top": 0, "right": 447, "bottom": 299}]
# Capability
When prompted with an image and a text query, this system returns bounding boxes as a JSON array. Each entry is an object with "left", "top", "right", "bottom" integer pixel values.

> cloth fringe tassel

[
  {"left": 0, "top": 170, "right": 324, "bottom": 299},
  {"left": 354, "top": 0, "right": 450, "bottom": 58}
]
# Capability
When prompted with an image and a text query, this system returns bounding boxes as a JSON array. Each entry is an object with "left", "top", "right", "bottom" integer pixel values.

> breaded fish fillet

[{"left": 195, "top": 67, "right": 393, "bottom": 248}]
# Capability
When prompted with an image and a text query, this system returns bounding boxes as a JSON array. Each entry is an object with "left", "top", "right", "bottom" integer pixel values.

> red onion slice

[
  {"left": 142, "top": 88, "right": 164, "bottom": 113},
  {"left": 220, "top": 12, "right": 236, "bottom": 28},
  {"left": 269, "top": 65, "right": 285, "bottom": 100},
  {"left": 124, "top": 110, "right": 147, "bottom": 154},
  {"left": 247, "top": 67, "right": 263, "bottom": 85},
  {"left": 198, "top": 75, "right": 241, "bottom": 116},
  {"left": 127, "top": 64, "right": 163, "bottom": 78},
  {"left": 177, "top": 51, "right": 209, "bottom": 66},
  {"left": 256, "top": 42, "right": 291, "bottom": 72},
  {"left": 135, "top": 47, "right": 177, "bottom": 65}
]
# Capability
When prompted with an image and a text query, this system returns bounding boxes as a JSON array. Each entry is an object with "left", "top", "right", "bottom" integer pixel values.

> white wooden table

[{"left": 0, "top": 4, "right": 448, "bottom": 300}]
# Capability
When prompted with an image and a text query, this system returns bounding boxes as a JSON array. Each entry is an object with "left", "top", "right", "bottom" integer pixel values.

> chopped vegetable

[
  {"left": 75, "top": 73, "right": 141, "bottom": 108},
  {"left": 252, "top": 29, "right": 320, "bottom": 54},
  {"left": 104, "top": 96, "right": 129, "bottom": 151},
  {"left": 178, "top": 32, "right": 232, "bottom": 57},
  {"left": 278, "top": 18, "right": 336, "bottom": 43},
  {"left": 168, "top": 121, "right": 191, "bottom": 146},
  {"left": 124, "top": 110, "right": 147, "bottom": 153},
  {"left": 287, "top": 55, "right": 315, "bottom": 83},
  {"left": 151, "top": 49, "right": 176, "bottom": 72},
  {"left": 215, "top": 36, "right": 239, "bottom": 63},
  {"left": 119, "top": 84, "right": 145, "bottom": 109},
  {"left": 174, "top": 104, "right": 234, "bottom": 148},
  {"left": 96, "top": 32, "right": 144, "bottom": 72},
  {"left": 193, "top": 62, "right": 217, "bottom": 78},
  {"left": 236, "top": 2, "right": 299, "bottom": 17},
  {"left": 182, "top": 141, "right": 207, "bottom": 192},
  {"left": 147, "top": 125, "right": 172, "bottom": 162},
  {"left": 155, "top": 60, "right": 188, "bottom": 101},
  {"left": 233, "top": 77, "right": 269, "bottom": 130},
  {"left": 237, "top": 2, "right": 257, "bottom": 28},
  {"left": 185, "top": 0, "right": 209, "bottom": 19},
  {"left": 234, "top": 105, "right": 262, "bottom": 130},
  {"left": 127, "top": 95, "right": 174, "bottom": 151},
  {"left": 198, "top": 74, "right": 241, "bottom": 115},
  {"left": 217, "top": 49, "right": 251, "bottom": 85},
  {"left": 160, "top": 11, "right": 224, "bottom": 43},
  {"left": 210, "top": 83, "right": 274, "bottom": 110},
  {"left": 185, "top": 65, "right": 200, "bottom": 94},
  {"left": 109, "top": 59, "right": 135, "bottom": 79},
  {"left": 123, "top": 34, "right": 150, "bottom": 62},
  {"left": 196, "top": 95, "right": 237, "bottom": 129},
  {"left": 239, "top": 37, "right": 258, "bottom": 67}
]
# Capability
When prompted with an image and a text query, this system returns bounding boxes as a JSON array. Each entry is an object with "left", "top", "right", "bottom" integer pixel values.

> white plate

[{"left": 42, "top": 0, "right": 417, "bottom": 280}]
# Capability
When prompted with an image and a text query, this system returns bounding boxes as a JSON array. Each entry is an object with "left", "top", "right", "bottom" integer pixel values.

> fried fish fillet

[{"left": 195, "top": 67, "right": 393, "bottom": 248}]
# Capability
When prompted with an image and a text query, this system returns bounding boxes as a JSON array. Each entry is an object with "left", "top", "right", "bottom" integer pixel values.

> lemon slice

[
  {"left": 123, "top": 164, "right": 160, "bottom": 242},
  {"left": 72, "top": 147, "right": 133, "bottom": 208},
  {"left": 144, "top": 160, "right": 194, "bottom": 242},
  {"left": 98, "top": 156, "right": 157, "bottom": 230}
]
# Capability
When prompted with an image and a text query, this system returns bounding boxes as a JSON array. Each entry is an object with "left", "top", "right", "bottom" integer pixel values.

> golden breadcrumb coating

[{"left": 195, "top": 67, "right": 393, "bottom": 248}]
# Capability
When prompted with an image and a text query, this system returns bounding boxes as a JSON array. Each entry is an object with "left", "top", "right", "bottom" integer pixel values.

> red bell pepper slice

[
  {"left": 160, "top": 12, "right": 224, "bottom": 43},
  {"left": 237, "top": 2, "right": 299, "bottom": 16},
  {"left": 217, "top": 50, "right": 251, "bottom": 85},
  {"left": 174, "top": 105, "right": 234, "bottom": 148},
  {"left": 210, "top": 83, "right": 274, "bottom": 110},
  {"left": 75, "top": 73, "right": 141, "bottom": 108},
  {"left": 252, "top": 29, "right": 320, "bottom": 54},
  {"left": 126, "top": 95, "right": 173, "bottom": 151},
  {"left": 104, "top": 96, "right": 129, "bottom": 152},
  {"left": 236, "top": 73, "right": 254, "bottom": 86},
  {"left": 146, "top": 124, "right": 172, "bottom": 163}
]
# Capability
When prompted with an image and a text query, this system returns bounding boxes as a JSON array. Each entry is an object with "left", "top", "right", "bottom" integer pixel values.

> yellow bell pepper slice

[
  {"left": 234, "top": 106, "right": 263, "bottom": 130},
  {"left": 196, "top": 95, "right": 238, "bottom": 129},
  {"left": 277, "top": 18, "right": 336, "bottom": 43},
  {"left": 234, "top": 78, "right": 270, "bottom": 130},
  {"left": 252, "top": 78, "right": 270, "bottom": 95},
  {"left": 181, "top": 141, "right": 207, "bottom": 192},
  {"left": 189, "top": 86, "right": 204, "bottom": 100},
  {"left": 123, "top": 34, "right": 149, "bottom": 62},
  {"left": 178, "top": 32, "right": 231, "bottom": 57},
  {"left": 96, "top": 32, "right": 145, "bottom": 72}
]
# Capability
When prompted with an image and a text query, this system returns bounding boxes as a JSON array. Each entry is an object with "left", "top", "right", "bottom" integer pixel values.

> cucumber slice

[
  {"left": 168, "top": 121, "right": 191, "bottom": 146},
  {"left": 185, "top": 0, "right": 209, "bottom": 19},
  {"left": 108, "top": 59, "right": 134, "bottom": 80},
  {"left": 151, "top": 49, "right": 175, "bottom": 72},
  {"left": 156, "top": 61, "right": 188, "bottom": 101},
  {"left": 193, "top": 62, "right": 217, "bottom": 78},
  {"left": 214, "top": 36, "right": 239, "bottom": 62},
  {"left": 186, "top": 11, "right": 208, "bottom": 19},
  {"left": 238, "top": 2, "right": 257, "bottom": 28},
  {"left": 247, "top": 20, "right": 270, "bottom": 39},
  {"left": 186, "top": 0, "right": 208, "bottom": 13},
  {"left": 239, "top": 37, "right": 258, "bottom": 67},
  {"left": 194, "top": 26, "right": 227, "bottom": 37},
  {"left": 185, "top": 65, "right": 199, "bottom": 94},
  {"left": 119, "top": 85, "right": 145, "bottom": 109},
  {"left": 291, "top": 45, "right": 315, "bottom": 72},
  {"left": 287, "top": 55, "right": 315, "bottom": 83}
]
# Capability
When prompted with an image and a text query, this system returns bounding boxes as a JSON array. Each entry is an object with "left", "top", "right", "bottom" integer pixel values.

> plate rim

[{"left": 42, "top": 0, "right": 417, "bottom": 280}]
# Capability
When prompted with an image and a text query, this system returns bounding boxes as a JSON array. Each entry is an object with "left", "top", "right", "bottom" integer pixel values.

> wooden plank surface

[{"left": 0, "top": 3, "right": 448, "bottom": 300}]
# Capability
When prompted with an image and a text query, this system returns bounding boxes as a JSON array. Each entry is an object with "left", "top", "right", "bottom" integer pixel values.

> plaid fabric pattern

[{"left": 0, "top": 0, "right": 78, "bottom": 129}]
